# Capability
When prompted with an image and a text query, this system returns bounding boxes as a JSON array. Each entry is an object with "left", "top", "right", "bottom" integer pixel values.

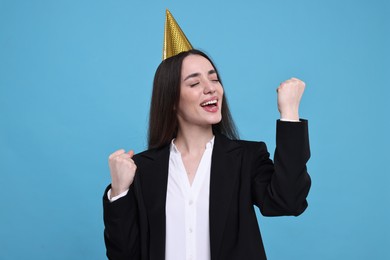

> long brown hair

[{"left": 148, "top": 49, "right": 238, "bottom": 149}]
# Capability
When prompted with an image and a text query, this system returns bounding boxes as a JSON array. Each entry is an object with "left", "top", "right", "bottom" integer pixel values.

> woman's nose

[{"left": 204, "top": 81, "right": 216, "bottom": 94}]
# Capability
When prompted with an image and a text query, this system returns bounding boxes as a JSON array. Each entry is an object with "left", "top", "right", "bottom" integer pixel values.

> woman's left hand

[{"left": 277, "top": 77, "right": 306, "bottom": 121}]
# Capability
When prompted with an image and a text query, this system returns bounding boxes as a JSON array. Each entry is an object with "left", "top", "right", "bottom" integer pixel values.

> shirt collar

[{"left": 170, "top": 136, "right": 215, "bottom": 154}]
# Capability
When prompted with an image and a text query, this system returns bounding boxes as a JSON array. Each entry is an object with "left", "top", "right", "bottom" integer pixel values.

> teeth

[{"left": 201, "top": 100, "right": 217, "bottom": 106}]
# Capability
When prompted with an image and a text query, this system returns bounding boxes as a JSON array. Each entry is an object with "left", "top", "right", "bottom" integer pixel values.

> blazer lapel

[
  {"left": 137, "top": 145, "right": 170, "bottom": 260},
  {"left": 209, "top": 134, "right": 242, "bottom": 259}
]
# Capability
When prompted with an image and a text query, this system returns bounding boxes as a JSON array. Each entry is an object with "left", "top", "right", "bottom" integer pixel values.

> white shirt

[
  {"left": 165, "top": 137, "right": 214, "bottom": 260},
  {"left": 108, "top": 137, "right": 215, "bottom": 260}
]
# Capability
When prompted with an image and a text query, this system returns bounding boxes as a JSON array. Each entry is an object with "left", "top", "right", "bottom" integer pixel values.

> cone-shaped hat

[{"left": 163, "top": 9, "right": 193, "bottom": 60}]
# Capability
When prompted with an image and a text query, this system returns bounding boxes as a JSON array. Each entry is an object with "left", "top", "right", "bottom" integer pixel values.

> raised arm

[
  {"left": 252, "top": 78, "right": 311, "bottom": 216},
  {"left": 103, "top": 149, "right": 140, "bottom": 259}
]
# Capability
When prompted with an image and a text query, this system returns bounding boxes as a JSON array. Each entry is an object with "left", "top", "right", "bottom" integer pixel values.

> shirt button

[
  {"left": 189, "top": 200, "right": 193, "bottom": 205},
  {"left": 189, "top": 228, "right": 193, "bottom": 233}
]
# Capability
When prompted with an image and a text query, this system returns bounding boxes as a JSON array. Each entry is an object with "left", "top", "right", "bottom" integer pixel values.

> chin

[{"left": 208, "top": 115, "right": 222, "bottom": 125}]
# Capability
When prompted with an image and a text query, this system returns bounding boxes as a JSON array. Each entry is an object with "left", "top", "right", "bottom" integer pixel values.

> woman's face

[{"left": 176, "top": 54, "right": 223, "bottom": 129}]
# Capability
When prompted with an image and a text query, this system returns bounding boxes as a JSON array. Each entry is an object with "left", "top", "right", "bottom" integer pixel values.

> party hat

[{"left": 163, "top": 9, "right": 193, "bottom": 60}]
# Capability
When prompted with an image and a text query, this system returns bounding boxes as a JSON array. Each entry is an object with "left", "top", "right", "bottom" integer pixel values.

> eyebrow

[{"left": 183, "top": 70, "right": 217, "bottom": 81}]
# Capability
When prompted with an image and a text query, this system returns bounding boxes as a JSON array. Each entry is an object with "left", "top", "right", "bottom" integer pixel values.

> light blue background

[{"left": 1, "top": 0, "right": 389, "bottom": 259}]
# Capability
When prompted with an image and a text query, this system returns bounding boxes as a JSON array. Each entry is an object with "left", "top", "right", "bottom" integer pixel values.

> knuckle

[{"left": 109, "top": 149, "right": 124, "bottom": 159}]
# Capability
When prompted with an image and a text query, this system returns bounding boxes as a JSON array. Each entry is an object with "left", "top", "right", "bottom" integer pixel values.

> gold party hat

[{"left": 163, "top": 9, "right": 193, "bottom": 60}]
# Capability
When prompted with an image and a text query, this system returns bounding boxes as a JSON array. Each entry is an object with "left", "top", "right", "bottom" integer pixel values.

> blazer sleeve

[
  {"left": 103, "top": 184, "right": 141, "bottom": 260},
  {"left": 251, "top": 119, "right": 311, "bottom": 216}
]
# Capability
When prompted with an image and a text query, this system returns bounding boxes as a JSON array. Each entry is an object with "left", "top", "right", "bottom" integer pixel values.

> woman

[{"left": 103, "top": 49, "right": 311, "bottom": 260}]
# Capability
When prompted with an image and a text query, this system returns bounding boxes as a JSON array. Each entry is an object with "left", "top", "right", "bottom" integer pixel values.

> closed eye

[{"left": 190, "top": 82, "right": 199, "bottom": 87}]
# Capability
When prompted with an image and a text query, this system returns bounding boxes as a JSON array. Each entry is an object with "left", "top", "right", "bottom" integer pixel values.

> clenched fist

[
  {"left": 108, "top": 149, "right": 137, "bottom": 198},
  {"left": 277, "top": 77, "right": 306, "bottom": 121}
]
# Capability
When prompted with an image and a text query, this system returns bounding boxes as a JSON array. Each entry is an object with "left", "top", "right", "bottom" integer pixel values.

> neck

[{"left": 174, "top": 125, "right": 214, "bottom": 155}]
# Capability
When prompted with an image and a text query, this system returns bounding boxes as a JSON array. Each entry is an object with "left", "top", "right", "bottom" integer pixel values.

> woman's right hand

[{"left": 108, "top": 149, "right": 137, "bottom": 198}]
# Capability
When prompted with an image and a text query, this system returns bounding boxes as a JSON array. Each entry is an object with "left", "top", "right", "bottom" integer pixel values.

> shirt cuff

[
  {"left": 280, "top": 118, "right": 300, "bottom": 122},
  {"left": 107, "top": 188, "right": 129, "bottom": 202}
]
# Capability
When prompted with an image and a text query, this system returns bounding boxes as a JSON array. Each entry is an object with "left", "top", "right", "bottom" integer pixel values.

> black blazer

[{"left": 103, "top": 120, "right": 311, "bottom": 260}]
